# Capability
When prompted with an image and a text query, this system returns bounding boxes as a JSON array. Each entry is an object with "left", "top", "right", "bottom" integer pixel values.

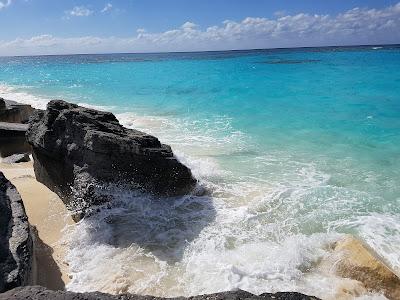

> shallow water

[{"left": 0, "top": 46, "right": 399, "bottom": 299}]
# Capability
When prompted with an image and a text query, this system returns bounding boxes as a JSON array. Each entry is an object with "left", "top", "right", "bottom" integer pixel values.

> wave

[
  {"left": 0, "top": 83, "right": 115, "bottom": 112},
  {"left": 0, "top": 83, "right": 50, "bottom": 109},
  {"left": 1, "top": 82, "right": 397, "bottom": 299}
]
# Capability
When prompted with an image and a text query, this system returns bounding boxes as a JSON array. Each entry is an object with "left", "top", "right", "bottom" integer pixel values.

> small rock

[{"left": 2, "top": 153, "right": 31, "bottom": 164}]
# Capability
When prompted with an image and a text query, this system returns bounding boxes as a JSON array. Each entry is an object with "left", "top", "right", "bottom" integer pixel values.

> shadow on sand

[{"left": 31, "top": 227, "right": 65, "bottom": 290}]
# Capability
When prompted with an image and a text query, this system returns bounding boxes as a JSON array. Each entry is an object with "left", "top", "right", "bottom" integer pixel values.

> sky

[{"left": 0, "top": 0, "right": 399, "bottom": 56}]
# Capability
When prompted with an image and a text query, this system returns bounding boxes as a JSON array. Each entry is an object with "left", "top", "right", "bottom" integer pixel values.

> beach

[{"left": 0, "top": 161, "right": 73, "bottom": 290}]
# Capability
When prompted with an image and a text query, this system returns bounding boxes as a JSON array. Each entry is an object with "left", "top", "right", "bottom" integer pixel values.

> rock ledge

[{"left": 0, "top": 286, "right": 320, "bottom": 300}]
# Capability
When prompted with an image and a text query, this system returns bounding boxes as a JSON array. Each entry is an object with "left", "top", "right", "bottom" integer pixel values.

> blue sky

[{"left": 0, "top": 0, "right": 399, "bottom": 55}]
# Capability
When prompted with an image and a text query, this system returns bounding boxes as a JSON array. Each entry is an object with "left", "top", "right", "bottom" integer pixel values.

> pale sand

[{"left": 0, "top": 161, "right": 74, "bottom": 290}]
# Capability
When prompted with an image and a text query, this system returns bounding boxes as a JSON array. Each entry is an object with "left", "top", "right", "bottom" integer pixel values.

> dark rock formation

[
  {"left": 0, "top": 172, "right": 33, "bottom": 293},
  {"left": 0, "top": 122, "right": 28, "bottom": 137},
  {"left": 26, "top": 100, "right": 196, "bottom": 219},
  {"left": 0, "top": 99, "right": 35, "bottom": 124},
  {"left": 2, "top": 153, "right": 30, "bottom": 164},
  {"left": 0, "top": 122, "right": 31, "bottom": 158},
  {"left": 0, "top": 286, "right": 320, "bottom": 300}
]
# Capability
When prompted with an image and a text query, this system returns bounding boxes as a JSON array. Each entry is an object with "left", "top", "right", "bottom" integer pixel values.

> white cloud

[
  {"left": 101, "top": 3, "right": 113, "bottom": 13},
  {"left": 67, "top": 6, "right": 93, "bottom": 17},
  {"left": 1, "top": 2, "right": 400, "bottom": 56},
  {"left": 0, "top": 0, "right": 12, "bottom": 10}
]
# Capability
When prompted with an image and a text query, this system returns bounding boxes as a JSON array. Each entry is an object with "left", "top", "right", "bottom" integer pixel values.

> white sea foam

[
  {"left": 0, "top": 83, "right": 50, "bottom": 109},
  {"left": 0, "top": 83, "right": 114, "bottom": 112}
]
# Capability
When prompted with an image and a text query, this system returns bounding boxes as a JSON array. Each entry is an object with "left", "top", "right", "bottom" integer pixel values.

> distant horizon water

[
  {"left": 1, "top": 43, "right": 399, "bottom": 58},
  {"left": 1, "top": 45, "right": 399, "bottom": 299}
]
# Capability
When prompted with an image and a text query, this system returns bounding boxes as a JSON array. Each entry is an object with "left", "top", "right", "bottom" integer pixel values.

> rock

[
  {"left": 1, "top": 153, "right": 30, "bottom": 164},
  {"left": 0, "top": 172, "right": 33, "bottom": 293},
  {"left": 0, "top": 122, "right": 31, "bottom": 158},
  {"left": 0, "top": 122, "right": 29, "bottom": 137},
  {"left": 332, "top": 236, "right": 400, "bottom": 300},
  {"left": 0, "top": 98, "right": 36, "bottom": 124},
  {"left": 0, "top": 286, "right": 320, "bottom": 300},
  {"left": 26, "top": 100, "right": 197, "bottom": 219}
]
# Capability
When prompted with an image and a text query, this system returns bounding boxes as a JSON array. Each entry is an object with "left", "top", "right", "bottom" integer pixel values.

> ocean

[{"left": 1, "top": 46, "right": 399, "bottom": 299}]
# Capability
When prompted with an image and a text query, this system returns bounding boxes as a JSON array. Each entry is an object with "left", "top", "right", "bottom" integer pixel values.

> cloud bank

[{"left": 1, "top": 2, "right": 400, "bottom": 56}]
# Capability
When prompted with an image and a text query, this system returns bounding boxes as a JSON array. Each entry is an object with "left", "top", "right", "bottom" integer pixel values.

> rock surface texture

[
  {"left": 0, "top": 286, "right": 320, "bottom": 300},
  {"left": 0, "top": 122, "right": 31, "bottom": 158},
  {"left": 332, "top": 236, "right": 400, "bottom": 300},
  {"left": 0, "top": 172, "right": 33, "bottom": 293},
  {"left": 0, "top": 98, "right": 35, "bottom": 124},
  {"left": 26, "top": 100, "right": 196, "bottom": 218},
  {"left": 1, "top": 153, "right": 30, "bottom": 164}
]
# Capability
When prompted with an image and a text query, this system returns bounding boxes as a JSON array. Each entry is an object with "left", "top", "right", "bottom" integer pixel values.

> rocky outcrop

[
  {"left": 0, "top": 98, "right": 35, "bottom": 124},
  {"left": 331, "top": 236, "right": 400, "bottom": 300},
  {"left": 0, "top": 286, "right": 320, "bottom": 300},
  {"left": 26, "top": 100, "right": 197, "bottom": 219},
  {"left": 0, "top": 172, "right": 33, "bottom": 293},
  {"left": 0, "top": 98, "right": 36, "bottom": 158},
  {"left": 0, "top": 122, "right": 31, "bottom": 158}
]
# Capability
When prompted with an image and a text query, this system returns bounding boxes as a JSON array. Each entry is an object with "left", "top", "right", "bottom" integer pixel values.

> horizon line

[{"left": 1, "top": 43, "right": 400, "bottom": 59}]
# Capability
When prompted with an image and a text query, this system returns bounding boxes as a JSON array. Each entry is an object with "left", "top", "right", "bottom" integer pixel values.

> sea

[{"left": 0, "top": 45, "right": 399, "bottom": 299}]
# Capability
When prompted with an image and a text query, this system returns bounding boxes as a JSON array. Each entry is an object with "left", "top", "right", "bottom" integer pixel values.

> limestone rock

[
  {"left": 0, "top": 99, "right": 35, "bottom": 124},
  {"left": 0, "top": 286, "right": 320, "bottom": 300},
  {"left": 0, "top": 172, "right": 33, "bottom": 292},
  {"left": 26, "top": 100, "right": 197, "bottom": 219},
  {"left": 0, "top": 122, "right": 31, "bottom": 158},
  {"left": 332, "top": 236, "right": 400, "bottom": 300},
  {"left": 2, "top": 153, "right": 30, "bottom": 164}
]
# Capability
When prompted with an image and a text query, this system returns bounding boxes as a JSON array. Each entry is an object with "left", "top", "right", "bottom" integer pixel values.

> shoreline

[{"left": 0, "top": 161, "right": 73, "bottom": 290}]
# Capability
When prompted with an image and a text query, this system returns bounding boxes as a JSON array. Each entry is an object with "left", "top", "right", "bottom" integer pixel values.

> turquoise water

[{"left": 1, "top": 46, "right": 400, "bottom": 299}]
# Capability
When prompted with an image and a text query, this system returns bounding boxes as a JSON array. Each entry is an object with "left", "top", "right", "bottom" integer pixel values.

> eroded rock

[
  {"left": 0, "top": 99, "right": 35, "bottom": 124},
  {"left": 330, "top": 236, "right": 400, "bottom": 299},
  {"left": 2, "top": 153, "right": 30, "bottom": 164},
  {"left": 0, "top": 286, "right": 320, "bottom": 300},
  {"left": 0, "top": 172, "right": 33, "bottom": 293},
  {"left": 26, "top": 100, "right": 197, "bottom": 219},
  {"left": 0, "top": 122, "right": 31, "bottom": 158}
]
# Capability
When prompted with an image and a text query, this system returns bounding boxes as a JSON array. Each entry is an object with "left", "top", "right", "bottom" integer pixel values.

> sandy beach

[{"left": 0, "top": 161, "right": 73, "bottom": 290}]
